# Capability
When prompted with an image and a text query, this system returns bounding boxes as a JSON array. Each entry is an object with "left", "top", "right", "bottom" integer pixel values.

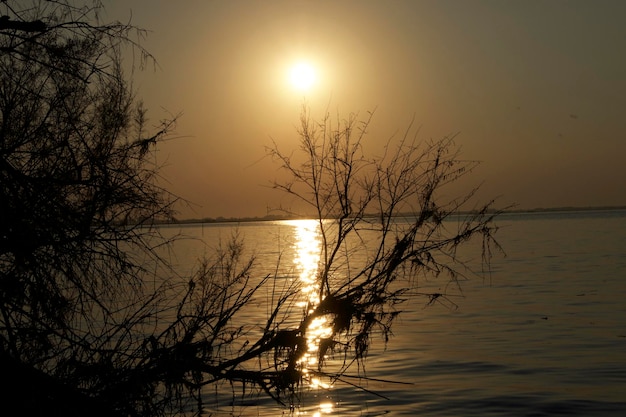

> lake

[{"left": 161, "top": 209, "right": 626, "bottom": 416}]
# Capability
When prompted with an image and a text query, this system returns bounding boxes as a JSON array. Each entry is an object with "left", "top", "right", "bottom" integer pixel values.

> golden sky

[{"left": 107, "top": 0, "right": 626, "bottom": 219}]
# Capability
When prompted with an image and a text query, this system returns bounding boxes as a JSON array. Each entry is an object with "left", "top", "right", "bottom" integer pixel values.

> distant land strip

[{"left": 164, "top": 205, "right": 626, "bottom": 225}]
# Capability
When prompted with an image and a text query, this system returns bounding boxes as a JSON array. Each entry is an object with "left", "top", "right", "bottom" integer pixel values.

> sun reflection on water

[
  {"left": 285, "top": 219, "right": 337, "bottom": 412},
  {"left": 292, "top": 219, "right": 322, "bottom": 310}
]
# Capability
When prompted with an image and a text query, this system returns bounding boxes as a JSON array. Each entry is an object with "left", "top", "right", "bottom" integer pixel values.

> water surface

[{"left": 162, "top": 209, "right": 626, "bottom": 416}]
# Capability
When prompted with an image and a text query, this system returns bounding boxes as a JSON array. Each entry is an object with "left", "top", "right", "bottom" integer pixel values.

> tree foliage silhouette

[
  {"left": 266, "top": 109, "right": 503, "bottom": 384},
  {"left": 0, "top": 2, "right": 503, "bottom": 416},
  {"left": 0, "top": 2, "right": 181, "bottom": 415}
]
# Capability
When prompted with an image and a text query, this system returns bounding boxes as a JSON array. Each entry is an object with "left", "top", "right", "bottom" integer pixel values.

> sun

[{"left": 289, "top": 62, "right": 317, "bottom": 92}]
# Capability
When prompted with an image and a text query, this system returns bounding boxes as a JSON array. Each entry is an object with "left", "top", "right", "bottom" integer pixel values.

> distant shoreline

[
  {"left": 166, "top": 205, "right": 626, "bottom": 226},
  {"left": 500, "top": 205, "right": 626, "bottom": 214}
]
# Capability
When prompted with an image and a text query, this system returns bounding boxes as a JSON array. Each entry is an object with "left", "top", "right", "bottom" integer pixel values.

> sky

[{"left": 106, "top": 0, "right": 626, "bottom": 219}]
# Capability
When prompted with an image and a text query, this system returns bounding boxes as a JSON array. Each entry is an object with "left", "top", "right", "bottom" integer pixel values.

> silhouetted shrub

[{"left": 0, "top": 2, "right": 503, "bottom": 416}]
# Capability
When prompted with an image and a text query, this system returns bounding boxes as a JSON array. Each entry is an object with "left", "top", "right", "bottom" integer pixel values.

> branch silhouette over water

[{"left": 0, "top": 1, "right": 504, "bottom": 415}]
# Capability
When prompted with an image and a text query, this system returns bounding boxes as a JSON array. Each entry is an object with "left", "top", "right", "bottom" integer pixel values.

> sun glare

[{"left": 289, "top": 62, "right": 316, "bottom": 92}]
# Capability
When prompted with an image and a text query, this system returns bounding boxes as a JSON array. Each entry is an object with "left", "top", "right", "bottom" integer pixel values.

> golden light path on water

[{"left": 286, "top": 219, "right": 335, "bottom": 415}]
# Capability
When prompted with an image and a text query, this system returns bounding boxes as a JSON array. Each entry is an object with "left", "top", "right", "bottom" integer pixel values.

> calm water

[{"left": 162, "top": 209, "right": 626, "bottom": 416}]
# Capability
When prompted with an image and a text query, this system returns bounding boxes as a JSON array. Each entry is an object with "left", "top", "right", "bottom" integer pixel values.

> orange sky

[{"left": 107, "top": 1, "right": 626, "bottom": 219}]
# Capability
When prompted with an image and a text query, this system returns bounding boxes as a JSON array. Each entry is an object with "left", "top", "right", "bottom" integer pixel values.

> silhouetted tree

[
  {"left": 0, "top": 2, "right": 504, "bottom": 416},
  {"left": 266, "top": 108, "right": 504, "bottom": 388},
  {"left": 0, "top": 1, "right": 181, "bottom": 415}
]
